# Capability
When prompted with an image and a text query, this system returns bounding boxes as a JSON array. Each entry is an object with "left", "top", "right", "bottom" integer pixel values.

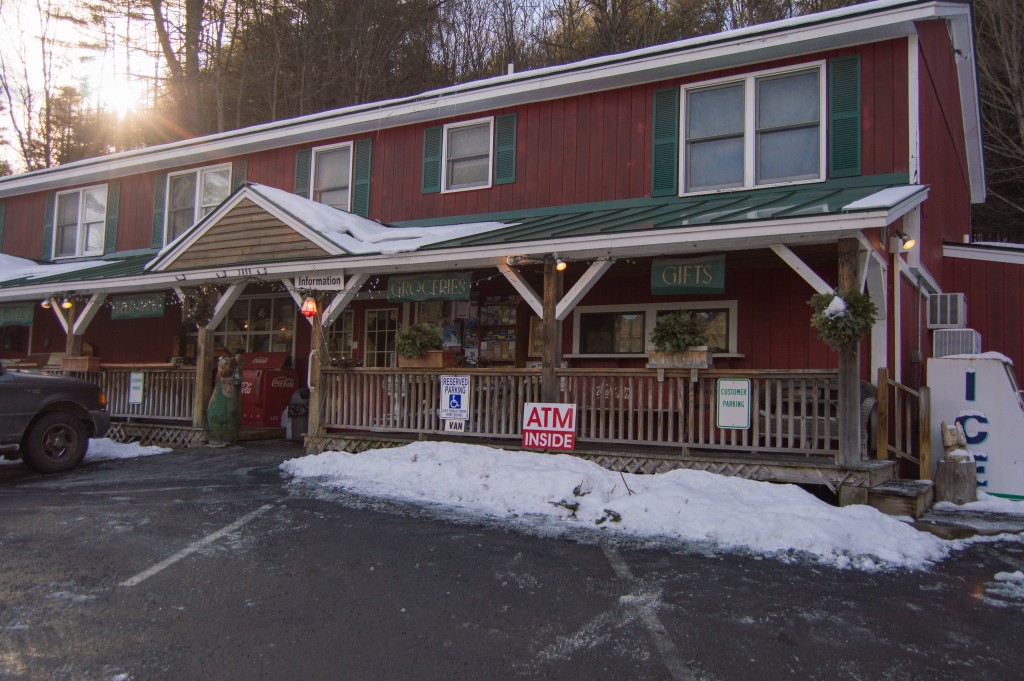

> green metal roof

[
  {"left": 401, "top": 175, "right": 915, "bottom": 250},
  {"left": 0, "top": 253, "right": 154, "bottom": 290}
]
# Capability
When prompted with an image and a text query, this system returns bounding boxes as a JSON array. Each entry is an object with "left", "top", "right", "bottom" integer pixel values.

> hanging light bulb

[
  {"left": 61, "top": 298, "right": 73, "bottom": 309},
  {"left": 300, "top": 296, "right": 318, "bottom": 318},
  {"left": 40, "top": 299, "right": 52, "bottom": 309}
]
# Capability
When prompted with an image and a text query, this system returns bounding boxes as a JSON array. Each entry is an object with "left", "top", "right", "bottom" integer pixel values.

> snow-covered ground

[
  {"left": 281, "top": 441, "right": 1024, "bottom": 572},
  {"left": 0, "top": 438, "right": 169, "bottom": 466}
]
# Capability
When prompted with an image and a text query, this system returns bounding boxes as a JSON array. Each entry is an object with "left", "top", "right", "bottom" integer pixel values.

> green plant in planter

[
  {"left": 650, "top": 311, "right": 708, "bottom": 353},
  {"left": 808, "top": 288, "right": 879, "bottom": 351},
  {"left": 396, "top": 323, "right": 443, "bottom": 359}
]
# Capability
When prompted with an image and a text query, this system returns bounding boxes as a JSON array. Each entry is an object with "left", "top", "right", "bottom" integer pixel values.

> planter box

[
  {"left": 398, "top": 350, "right": 456, "bottom": 369},
  {"left": 646, "top": 347, "right": 713, "bottom": 370},
  {"left": 62, "top": 356, "right": 103, "bottom": 372}
]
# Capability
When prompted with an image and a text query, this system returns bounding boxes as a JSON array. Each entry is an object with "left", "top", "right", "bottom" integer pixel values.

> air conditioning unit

[
  {"left": 927, "top": 293, "right": 966, "bottom": 329},
  {"left": 934, "top": 328, "right": 981, "bottom": 357}
]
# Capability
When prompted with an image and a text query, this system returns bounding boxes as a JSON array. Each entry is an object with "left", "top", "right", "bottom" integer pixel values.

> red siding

[
  {"left": 916, "top": 19, "right": 972, "bottom": 281},
  {"left": 943, "top": 255, "right": 1024, "bottom": 387},
  {"left": 2, "top": 193, "right": 47, "bottom": 258}
]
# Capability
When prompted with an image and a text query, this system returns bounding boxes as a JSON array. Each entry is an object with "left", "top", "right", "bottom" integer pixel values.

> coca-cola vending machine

[{"left": 240, "top": 352, "right": 298, "bottom": 427}]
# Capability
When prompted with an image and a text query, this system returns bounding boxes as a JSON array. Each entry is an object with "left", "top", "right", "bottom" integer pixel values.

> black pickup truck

[{"left": 0, "top": 364, "right": 111, "bottom": 473}]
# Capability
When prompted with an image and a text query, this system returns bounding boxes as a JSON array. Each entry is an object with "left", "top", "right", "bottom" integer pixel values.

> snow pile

[
  {"left": 86, "top": 438, "right": 171, "bottom": 462},
  {"left": 937, "top": 491, "right": 1024, "bottom": 515},
  {"left": 824, "top": 295, "right": 848, "bottom": 318},
  {"left": 281, "top": 441, "right": 951, "bottom": 570}
]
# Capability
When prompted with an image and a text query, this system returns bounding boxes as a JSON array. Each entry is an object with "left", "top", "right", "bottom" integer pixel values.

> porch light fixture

[
  {"left": 300, "top": 296, "right": 318, "bottom": 318},
  {"left": 554, "top": 255, "right": 567, "bottom": 272},
  {"left": 60, "top": 298, "right": 73, "bottom": 309},
  {"left": 890, "top": 230, "right": 916, "bottom": 252},
  {"left": 40, "top": 299, "right": 52, "bottom": 309}
]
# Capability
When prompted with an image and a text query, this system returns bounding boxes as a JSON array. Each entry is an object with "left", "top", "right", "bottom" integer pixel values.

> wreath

[{"left": 808, "top": 288, "right": 879, "bottom": 351}]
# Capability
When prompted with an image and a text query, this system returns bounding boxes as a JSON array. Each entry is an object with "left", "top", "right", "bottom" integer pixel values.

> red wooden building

[{"left": 0, "top": 0, "right": 1003, "bottom": 503}]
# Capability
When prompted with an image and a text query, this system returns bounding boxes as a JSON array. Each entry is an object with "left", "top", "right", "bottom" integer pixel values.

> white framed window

[
  {"left": 54, "top": 185, "right": 107, "bottom": 258},
  {"left": 311, "top": 142, "right": 353, "bottom": 211},
  {"left": 682, "top": 64, "right": 825, "bottom": 194},
  {"left": 365, "top": 308, "right": 398, "bottom": 368},
  {"left": 442, "top": 117, "right": 493, "bottom": 192},
  {"left": 571, "top": 301, "right": 739, "bottom": 357},
  {"left": 165, "top": 164, "right": 231, "bottom": 244},
  {"left": 326, "top": 309, "right": 355, "bottom": 358}
]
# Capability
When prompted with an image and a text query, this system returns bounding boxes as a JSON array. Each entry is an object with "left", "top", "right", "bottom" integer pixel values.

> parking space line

[
  {"left": 120, "top": 503, "right": 275, "bottom": 588},
  {"left": 602, "top": 545, "right": 696, "bottom": 681}
]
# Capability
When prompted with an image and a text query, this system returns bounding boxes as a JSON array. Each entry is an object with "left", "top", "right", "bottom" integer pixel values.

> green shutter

[
  {"left": 232, "top": 159, "right": 248, "bottom": 193},
  {"left": 294, "top": 149, "right": 311, "bottom": 198},
  {"left": 422, "top": 126, "right": 442, "bottom": 194},
  {"left": 42, "top": 192, "right": 55, "bottom": 260},
  {"left": 151, "top": 173, "right": 167, "bottom": 249},
  {"left": 651, "top": 87, "right": 680, "bottom": 197},
  {"left": 493, "top": 113, "right": 517, "bottom": 185},
  {"left": 352, "top": 138, "right": 373, "bottom": 217},
  {"left": 829, "top": 55, "right": 861, "bottom": 178},
  {"left": 0, "top": 202, "right": 5, "bottom": 251},
  {"left": 103, "top": 181, "right": 120, "bottom": 254}
]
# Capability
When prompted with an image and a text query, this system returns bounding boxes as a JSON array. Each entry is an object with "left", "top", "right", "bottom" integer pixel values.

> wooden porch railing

[
  {"left": 876, "top": 368, "right": 932, "bottom": 479},
  {"left": 320, "top": 367, "right": 841, "bottom": 459},
  {"left": 63, "top": 366, "right": 196, "bottom": 422}
]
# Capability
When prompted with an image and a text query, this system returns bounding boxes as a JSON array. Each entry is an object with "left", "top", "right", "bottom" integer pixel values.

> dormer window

[
  {"left": 54, "top": 186, "right": 107, "bottom": 258},
  {"left": 165, "top": 164, "right": 231, "bottom": 244},
  {"left": 682, "top": 65, "right": 824, "bottom": 193}
]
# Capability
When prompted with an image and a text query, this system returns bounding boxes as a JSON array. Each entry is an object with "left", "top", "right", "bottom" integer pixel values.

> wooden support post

[
  {"left": 64, "top": 304, "right": 83, "bottom": 357},
  {"left": 837, "top": 238, "right": 861, "bottom": 468},
  {"left": 541, "top": 260, "right": 563, "bottom": 404},
  {"left": 307, "top": 312, "right": 325, "bottom": 438},
  {"left": 876, "top": 368, "right": 890, "bottom": 460},
  {"left": 192, "top": 327, "right": 214, "bottom": 431},
  {"left": 918, "top": 385, "right": 932, "bottom": 480}
]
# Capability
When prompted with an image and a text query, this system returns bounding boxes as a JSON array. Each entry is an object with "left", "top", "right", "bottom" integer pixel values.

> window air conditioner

[
  {"left": 934, "top": 328, "right": 981, "bottom": 358},
  {"left": 927, "top": 293, "right": 966, "bottom": 329}
]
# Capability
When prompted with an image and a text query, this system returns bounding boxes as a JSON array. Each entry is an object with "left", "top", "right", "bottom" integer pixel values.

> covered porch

[{"left": 0, "top": 180, "right": 932, "bottom": 497}]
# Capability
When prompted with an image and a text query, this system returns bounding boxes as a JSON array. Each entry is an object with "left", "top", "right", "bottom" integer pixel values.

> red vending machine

[{"left": 240, "top": 352, "right": 298, "bottom": 427}]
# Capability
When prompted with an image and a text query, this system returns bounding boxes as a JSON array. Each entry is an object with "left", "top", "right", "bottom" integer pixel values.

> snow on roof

[
  {"left": 841, "top": 185, "right": 926, "bottom": 212},
  {"left": 0, "top": 253, "right": 120, "bottom": 285},
  {"left": 248, "top": 184, "right": 510, "bottom": 255}
]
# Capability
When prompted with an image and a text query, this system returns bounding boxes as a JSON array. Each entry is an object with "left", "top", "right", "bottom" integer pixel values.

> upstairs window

[
  {"left": 54, "top": 186, "right": 107, "bottom": 258},
  {"left": 311, "top": 143, "right": 352, "bottom": 211},
  {"left": 165, "top": 164, "right": 231, "bottom": 244},
  {"left": 443, "top": 118, "right": 493, "bottom": 192},
  {"left": 683, "top": 65, "right": 824, "bottom": 193}
]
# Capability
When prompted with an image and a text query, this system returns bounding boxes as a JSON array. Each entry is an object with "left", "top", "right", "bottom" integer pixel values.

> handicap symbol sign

[{"left": 449, "top": 394, "right": 462, "bottom": 410}]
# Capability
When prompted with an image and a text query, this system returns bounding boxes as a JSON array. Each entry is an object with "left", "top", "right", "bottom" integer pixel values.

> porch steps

[{"left": 865, "top": 479, "right": 935, "bottom": 519}]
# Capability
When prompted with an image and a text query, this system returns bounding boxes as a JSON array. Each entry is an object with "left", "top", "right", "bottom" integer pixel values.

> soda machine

[{"left": 240, "top": 352, "right": 298, "bottom": 427}]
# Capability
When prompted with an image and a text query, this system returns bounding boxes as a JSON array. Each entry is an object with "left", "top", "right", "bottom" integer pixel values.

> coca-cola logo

[
  {"left": 241, "top": 382, "right": 253, "bottom": 394},
  {"left": 252, "top": 357, "right": 269, "bottom": 364},
  {"left": 272, "top": 376, "right": 295, "bottom": 388}
]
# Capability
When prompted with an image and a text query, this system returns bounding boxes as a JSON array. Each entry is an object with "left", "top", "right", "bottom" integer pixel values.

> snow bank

[
  {"left": 86, "top": 438, "right": 171, "bottom": 462},
  {"left": 281, "top": 441, "right": 950, "bottom": 570}
]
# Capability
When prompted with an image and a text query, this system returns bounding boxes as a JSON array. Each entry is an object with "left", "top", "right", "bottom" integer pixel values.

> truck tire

[{"left": 22, "top": 412, "right": 88, "bottom": 474}]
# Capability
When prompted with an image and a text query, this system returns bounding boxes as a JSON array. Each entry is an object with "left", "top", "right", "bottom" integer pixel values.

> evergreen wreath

[
  {"left": 181, "top": 284, "right": 220, "bottom": 326},
  {"left": 808, "top": 288, "right": 879, "bottom": 351}
]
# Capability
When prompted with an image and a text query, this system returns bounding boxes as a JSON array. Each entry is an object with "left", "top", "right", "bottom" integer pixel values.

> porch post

[
  {"left": 307, "top": 312, "right": 325, "bottom": 438},
  {"left": 63, "top": 303, "right": 82, "bottom": 357},
  {"left": 192, "top": 327, "right": 214, "bottom": 431},
  {"left": 541, "top": 260, "right": 563, "bottom": 403},
  {"left": 838, "top": 238, "right": 862, "bottom": 468}
]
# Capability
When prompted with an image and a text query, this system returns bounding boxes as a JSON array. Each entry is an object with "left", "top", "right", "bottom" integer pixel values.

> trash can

[{"left": 285, "top": 388, "right": 310, "bottom": 442}]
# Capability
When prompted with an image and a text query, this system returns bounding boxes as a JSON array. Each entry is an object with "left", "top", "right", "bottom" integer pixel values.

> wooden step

[{"left": 867, "top": 479, "right": 935, "bottom": 519}]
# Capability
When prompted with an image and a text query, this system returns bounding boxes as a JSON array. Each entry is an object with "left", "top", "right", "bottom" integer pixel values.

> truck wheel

[{"left": 22, "top": 412, "right": 88, "bottom": 474}]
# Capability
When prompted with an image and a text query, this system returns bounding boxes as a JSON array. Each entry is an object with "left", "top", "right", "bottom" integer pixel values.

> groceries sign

[{"left": 522, "top": 402, "right": 577, "bottom": 451}]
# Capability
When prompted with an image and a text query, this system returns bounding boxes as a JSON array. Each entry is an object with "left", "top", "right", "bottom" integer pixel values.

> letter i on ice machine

[{"left": 240, "top": 352, "right": 298, "bottom": 427}]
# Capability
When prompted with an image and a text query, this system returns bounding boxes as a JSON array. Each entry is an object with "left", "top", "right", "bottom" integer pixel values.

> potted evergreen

[
  {"left": 396, "top": 323, "right": 455, "bottom": 368},
  {"left": 646, "top": 311, "right": 713, "bottom": 369}
]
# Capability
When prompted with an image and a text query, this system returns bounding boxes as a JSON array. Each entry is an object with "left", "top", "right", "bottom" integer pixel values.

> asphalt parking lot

[{"left": 2, "top": 440, "right": 1023, "bottom": 681}]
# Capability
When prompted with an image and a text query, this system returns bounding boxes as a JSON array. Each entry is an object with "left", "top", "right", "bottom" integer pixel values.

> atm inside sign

[{"left": 522, "top": 402, "right": 576, "bottom": 451}]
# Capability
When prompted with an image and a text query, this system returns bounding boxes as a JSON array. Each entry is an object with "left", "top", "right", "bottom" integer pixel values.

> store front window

[{"left": 365, "top": 309, "right": 398, "bottom": 367}]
